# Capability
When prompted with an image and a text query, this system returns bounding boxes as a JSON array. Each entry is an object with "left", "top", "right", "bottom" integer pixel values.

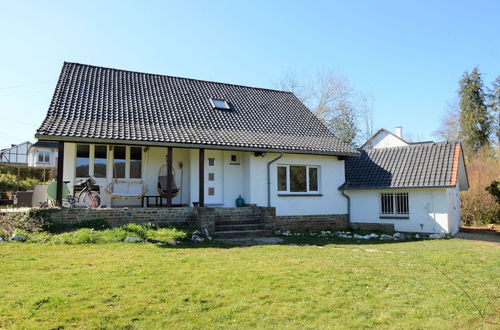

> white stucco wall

[
  {"left": 347, "top": 188, "right": 459, "bottom": 234},
  {"left": 364, "top": 131, "right": 408, "bottom": 149},
  {"left": 245, "top": 153, "right": 347, "bottom": 216}
]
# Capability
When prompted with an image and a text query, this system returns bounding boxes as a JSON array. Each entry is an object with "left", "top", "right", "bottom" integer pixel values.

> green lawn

[{"left": 0, "top": 238, "right": 498, "bottom": 329}]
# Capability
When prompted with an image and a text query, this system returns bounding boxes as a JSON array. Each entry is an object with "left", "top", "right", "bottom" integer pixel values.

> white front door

[{"left": 205, "top": 150, "right": 224, "bottom": 205}]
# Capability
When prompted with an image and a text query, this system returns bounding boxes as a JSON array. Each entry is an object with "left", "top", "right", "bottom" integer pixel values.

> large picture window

[
  {"left": 277, "top": 165, "right": 319, "bottom": 194},
  {"left": 380, "top": 193, "right": 409, "bottom": 216}
]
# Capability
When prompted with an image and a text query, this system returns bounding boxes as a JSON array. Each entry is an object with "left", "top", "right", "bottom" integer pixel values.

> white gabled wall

[
  {"left": 348, "top": 188, "right": 457, "bottom": 234},
  {"left": 364, "top": 131, "right": 408, "bottom": 149}
]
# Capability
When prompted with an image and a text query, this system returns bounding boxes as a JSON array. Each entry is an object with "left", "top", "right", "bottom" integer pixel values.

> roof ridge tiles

[{"left": 63, "top": 62, "right": 296, "bottom": 96}]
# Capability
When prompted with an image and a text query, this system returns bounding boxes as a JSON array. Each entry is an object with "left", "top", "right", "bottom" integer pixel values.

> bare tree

[
  {"left": 276, "top": 70, "right": 372, "bottom": 146},
  {"left": 358, "top": 91, "right": 375, "bottom": 142},
  {"left": 434, "top": 100, "right": 460, "bottom": 141}
]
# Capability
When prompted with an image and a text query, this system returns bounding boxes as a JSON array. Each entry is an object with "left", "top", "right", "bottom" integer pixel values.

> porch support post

[
  {"left": 166, "top": 146, "right": 173, "bottom": 207},
  {"left": 198, "top": 148, "right": 205, "bottom": 207},
  {"left": 56, "top": 141, "right": 64, "bottom": 206}
]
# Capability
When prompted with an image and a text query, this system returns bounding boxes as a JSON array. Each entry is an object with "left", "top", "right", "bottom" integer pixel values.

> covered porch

[{"left": 54, "top": 141, "right": 246, "bottom": 209}]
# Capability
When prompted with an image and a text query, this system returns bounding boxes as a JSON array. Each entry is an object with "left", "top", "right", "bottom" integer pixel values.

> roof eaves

[{"left": 35, "top": 134, "right": 361, "bottom": 157}]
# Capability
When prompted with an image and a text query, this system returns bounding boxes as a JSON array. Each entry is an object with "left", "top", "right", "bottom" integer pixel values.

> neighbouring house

[
  {"left": 34, "top": 62, "right": 358, "bottom": 232},
  {"left": 342, "top": 128, "right": 468, "bottom": 235},
  {"left": 27, "top": 141, "right": 58, "bottom": 168},
  {"left": 0, "top": 141, "right": 32, "bottom": 165}
]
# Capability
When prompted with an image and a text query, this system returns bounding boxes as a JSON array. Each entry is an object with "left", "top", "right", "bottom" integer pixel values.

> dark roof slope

[
  {"left": 31, "top": 141, "right": 58, "bottom": 149},
  {"left": 36, "top": 62, "right": 358, "bottom": 156},
  {"left": 343, "top": 141, "right": 460, "bottom": 189}
]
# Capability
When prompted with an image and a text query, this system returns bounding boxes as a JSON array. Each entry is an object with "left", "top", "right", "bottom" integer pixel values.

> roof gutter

[
  {"left": 267, "top": 152, "right": 284, "bottom": 207},
  {"left": 35, "top": 134, "right": 360, "bottom": 157}
]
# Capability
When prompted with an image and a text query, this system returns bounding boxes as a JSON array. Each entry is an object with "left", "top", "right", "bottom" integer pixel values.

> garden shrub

[
  {"left": 0, "top": 174, "right": 44, "bottom": 193},
  {"left": 461, "top": 149, "right": 500, "bottom": 225}
]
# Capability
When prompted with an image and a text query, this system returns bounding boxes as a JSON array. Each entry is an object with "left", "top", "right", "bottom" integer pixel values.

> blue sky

[{"left": 1, "top": 0, "right": 499, "bottom": 145}]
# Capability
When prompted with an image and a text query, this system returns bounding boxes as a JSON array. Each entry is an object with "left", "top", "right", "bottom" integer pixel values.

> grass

[{"left": 0, "top": 238, "right": 498, "bottom": 328}]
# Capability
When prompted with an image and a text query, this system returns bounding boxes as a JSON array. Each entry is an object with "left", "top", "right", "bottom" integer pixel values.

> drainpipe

[
  {"left": 267, "top": 152, "right": 284, "bottom": 207},
  {"left": 339, "top": 185, "right": 351, "bottom": 227}
]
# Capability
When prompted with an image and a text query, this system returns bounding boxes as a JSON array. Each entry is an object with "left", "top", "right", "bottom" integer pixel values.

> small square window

[
  {"left": 208, "top": 173, "right": 215, "bottom": 181},
  {"left": 210, "top": 98, "right": 231, "bottom": 110},
  {"left": 208, "top": 158, "right": 215, "bottom": 166},
  {"left": 208, "top": 187, "right": 215, "bottom": 196},
  {"left": 229, "top": 154, "right": 240, "bottom": 165}
]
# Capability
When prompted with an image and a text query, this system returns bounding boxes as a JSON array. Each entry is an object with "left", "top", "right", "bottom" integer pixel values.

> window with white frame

[
  {"left": 113, "top": 146, "right": 142, "bottom": 179},
  {"left": 380, "top": 192, "right": 409, "bottom": 216},
  {"left": 277, "top": 165, "right": 319, "bottom": 194},
  {"left": 76, "top": 144, "right": 108, "bottom": 178},
  {"left": 37, "top": 151, "right": 50, "bottom": 163}
]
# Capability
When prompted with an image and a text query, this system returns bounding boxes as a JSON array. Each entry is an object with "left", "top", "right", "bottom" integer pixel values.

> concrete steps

[{"left": 214, "top": 211, "right": 272, "bottom": 238}]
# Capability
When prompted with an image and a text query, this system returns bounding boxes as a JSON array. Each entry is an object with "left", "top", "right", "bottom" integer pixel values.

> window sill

[
  {"left": 278, "top": 193, "right": 323, "bottom": 197},
  {"left": 379, "top": 216, "right": 410, "bottom": 220}
]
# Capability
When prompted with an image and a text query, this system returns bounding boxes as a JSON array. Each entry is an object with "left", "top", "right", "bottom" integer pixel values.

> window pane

[
  {"left": 44, "top": 152, "right": 50, "bottom": 162},
  {"left": 396, "top": 193, "right": 409, "bottom": 214},
  {"left": 381, "top": 193, "right": 394, "bottom": 214},
  {"left": 308, "top": 167, "right": 318, "bottom": 191},
  {"left": 277, "top": 166, "right": 287, "bottom": 191},
  {"left": 290, "top": 166, "right": 307, "bottom": 192},
  {"left": 113, "top": 146, "right": 126, "bottom": 178},
  {"left": 76, "top": 145, "right": 90, "bottom": 177},
  {"left": 130, "top": 147, "right": 142, "bottom": 178},
  {"left": 94, "top": 145, "right": 107, "bottom": 178},
  {"left": 38, "top": 152, "right": 44, "bottom": 162}
]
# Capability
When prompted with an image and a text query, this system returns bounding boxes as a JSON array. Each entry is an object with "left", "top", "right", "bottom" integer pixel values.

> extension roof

[
  {"left": 31, "top": 141, "right": 58, "bottom": 149},
  {"left": 36, "top": 62, "right": 358, "bottom": 156},
  {"left": 343, "top": 141, "right": 467, "bottom": 190}
]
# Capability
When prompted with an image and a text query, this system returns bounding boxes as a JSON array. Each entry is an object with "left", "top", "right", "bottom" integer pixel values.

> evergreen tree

[
  {"left": 458, "top": 67, "right": 492, "bottom": 157},
  {"left": 490, "top": 76, "right": 500, "bottom": 144}
]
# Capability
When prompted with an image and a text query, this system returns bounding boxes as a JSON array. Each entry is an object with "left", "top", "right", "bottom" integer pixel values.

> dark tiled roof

[
  {"left": 36, "top": 62, "right": 358, "bottom": 156},
  {"left": 343, "top": 142, "right": 460, "bottom": 189},
  {"left": 31, "top": 141, "right": 58, "bottom": 149}
]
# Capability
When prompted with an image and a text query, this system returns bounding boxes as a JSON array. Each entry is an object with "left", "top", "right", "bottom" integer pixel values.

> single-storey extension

[{"left": 343, "top": 129, "right": 468, "bottom": 235}]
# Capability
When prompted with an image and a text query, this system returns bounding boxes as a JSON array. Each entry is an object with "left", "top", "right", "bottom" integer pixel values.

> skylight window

[{"left": 210, "top": 98, "right": 231, "bottom": 110}]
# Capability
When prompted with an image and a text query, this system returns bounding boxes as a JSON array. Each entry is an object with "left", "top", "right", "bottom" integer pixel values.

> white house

[
  {"left": 27, "top": 141, "right": 58, "bottom": 168},
  {"left": 342, "top": 128, "right": 468, "bottom": 235},
  {"left": 34, "top": 62, "right": 357, "bottom": 231},
  {"left": 34, "top": 63, "right": 468, "bottom": 236}
]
